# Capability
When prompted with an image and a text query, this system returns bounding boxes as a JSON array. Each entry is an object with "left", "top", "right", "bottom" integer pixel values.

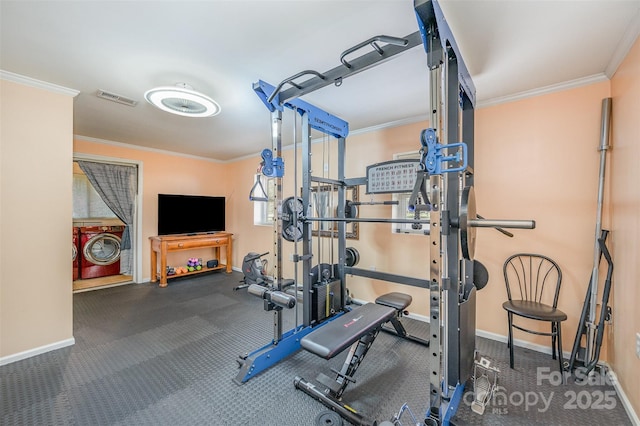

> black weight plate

[
  {"left": 460, "top": 186, "right": 476, "bottom": 260},
  {"left": 473, "top": 259, "right": 489, "bottom": 290},
  {"left": 345, "top": 247, "right": 360, "bottom": 267},
  {"left": 344, "top": 200, "right": 358, "bottom": 219},
  {"left": 315, "top": 410, "right": 343, "bottom": 426},
  {"left": 311, "top": 263, "right": 333, "bottom": 283}
]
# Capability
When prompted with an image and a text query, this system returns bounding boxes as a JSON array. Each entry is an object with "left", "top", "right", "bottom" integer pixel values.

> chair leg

[
  {"left": 508, "top": 312, "right": 514, "bottom": 369},
  {"left": 551, "top": 322, "right": 557, "bottom": 360},
  {"left": 557, "top": 322, "right": 565, "bottom": 382}
]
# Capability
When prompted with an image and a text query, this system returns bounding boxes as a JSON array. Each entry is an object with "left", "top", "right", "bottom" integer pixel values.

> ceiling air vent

[{"left": 96, "top": 89, "right": 138, "bottom": 107}]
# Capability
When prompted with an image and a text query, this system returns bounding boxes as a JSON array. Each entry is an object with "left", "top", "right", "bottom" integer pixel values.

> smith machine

[{"left": 236, "top": 1, "right": 535, "bottom": 424}]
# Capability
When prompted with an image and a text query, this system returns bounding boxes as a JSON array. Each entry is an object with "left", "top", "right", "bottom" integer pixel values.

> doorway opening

[{"left": 72, "top": 154, "right": 143, "bottom": 292}]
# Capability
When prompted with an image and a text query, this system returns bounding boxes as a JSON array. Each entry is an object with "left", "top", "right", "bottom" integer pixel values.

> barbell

[
  {"left": 279, "top": 187, "right": 534, "bottom": 260},
  {"left": 457, "top": 186, "right": 535, "bottom": 260}
]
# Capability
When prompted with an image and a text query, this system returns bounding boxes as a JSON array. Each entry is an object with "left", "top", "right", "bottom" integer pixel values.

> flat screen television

[{"left": 158, "top": 194, "right": 225, "bottom": 235}]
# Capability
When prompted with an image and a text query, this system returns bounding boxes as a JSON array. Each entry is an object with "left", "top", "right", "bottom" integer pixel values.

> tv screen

[{"left": 158, "top": 194, "right": 225, "bottom": 235}]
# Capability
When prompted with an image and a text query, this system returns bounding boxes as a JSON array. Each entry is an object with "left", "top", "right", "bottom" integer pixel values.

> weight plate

[
  {"left": 460, "top": 186, "right": 476, "bottom": 260},
  {"left": 282, "top": 197, "right": 304, "bottom": 242},
  {"left": 345, "top": 247, "right": 360, "bottom": 267},
  {"left": 315, "top": 411, "right": 343, "bottom": 426},
  {"left": 473, "top": 259, "right": 489, "bottom": 290},
  {"left": 344, "top": 200, "right": 358, "bottom": 219},
  {"left": 283, "top": 222, "right": 303, "bottom": 242},
  {"left": 311, "top": 263, "right": 334, "bottom": 284},
  {"left": 284, "top": 196, "right": 304, "bottom": 218}
]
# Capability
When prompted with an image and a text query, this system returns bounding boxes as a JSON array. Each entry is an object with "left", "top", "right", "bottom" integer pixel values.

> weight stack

[{"left": 312, "top": 279, "right": 342, "bottom": 324}]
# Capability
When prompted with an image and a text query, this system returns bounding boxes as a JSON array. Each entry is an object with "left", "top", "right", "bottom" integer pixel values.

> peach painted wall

[
  {"left": 475, "top": 81, "right": 612, "bottom": 353},
  {"left": 610, "top": 35, "right": 640, "bottom": 417},
  {"left": 73, "top": 139, "right": 232, "bottom": 280},
  {"left": 1, "top": 79, "right": 75, "bottom": 358}
]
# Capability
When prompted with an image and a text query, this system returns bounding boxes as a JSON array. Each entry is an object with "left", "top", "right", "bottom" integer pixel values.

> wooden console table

[{"left": 150, "top": 232, "right": 233, "bottom": 287}]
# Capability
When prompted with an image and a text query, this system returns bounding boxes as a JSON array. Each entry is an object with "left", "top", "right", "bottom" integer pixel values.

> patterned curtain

[{"left": 77, "top": 161, "right": 137, "bottom": 275}]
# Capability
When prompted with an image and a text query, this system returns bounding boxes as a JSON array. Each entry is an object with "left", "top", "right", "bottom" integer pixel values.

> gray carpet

[{"left": 0, "top": 272, "right": 633, "bottom": 425}]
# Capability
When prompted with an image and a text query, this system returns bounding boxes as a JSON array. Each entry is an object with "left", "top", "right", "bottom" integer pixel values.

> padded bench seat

[
  {"left": 300, "top": 303, "right": 396, "bottom": 359},
  {"left": 375, "top": 292, "right": 412, "bottom": 311}
]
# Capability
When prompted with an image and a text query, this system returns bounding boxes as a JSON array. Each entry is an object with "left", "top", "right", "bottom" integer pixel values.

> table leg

[
  {"left": 159, "top": 245, "right": 168, "bottom": 287},
  {"left": 150, "top": 242, "right": 157, "bottom": 283}
]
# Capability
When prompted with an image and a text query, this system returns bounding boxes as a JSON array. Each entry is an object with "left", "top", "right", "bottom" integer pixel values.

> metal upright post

[
  {"left": 417, "top": 1, "right": 478, "bottom": 422},
  {"left": 271, "top": 109, "right": 284, "bottom": 342},
  {"left": 427, "top": 54, "right": 444, "bottom": 423},
  {"left": 301, "top": 112, "right": 313, "bottom": 327},
  {"left": 337, "top": 136, "right": 347, "bottom": 305}
]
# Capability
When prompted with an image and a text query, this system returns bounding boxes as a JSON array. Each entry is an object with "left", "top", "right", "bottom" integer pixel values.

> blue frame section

[
  {"left": 420, "top": 128, "right": 468, "bottom": 175},
  {"left": 442, "top": 383, "right": 465, "bottom": 425},
  {"left": 253, "top": 80, "right": 349, "bottom": 139},
  {"left": 414, "top": 0, "right": 476, "bottom": 107},
  {"left": 260, "top": 148, "right": 284, "bottom": 177},
  {"left": 234, "top": 312, "right": 345, "bottom": 384}
]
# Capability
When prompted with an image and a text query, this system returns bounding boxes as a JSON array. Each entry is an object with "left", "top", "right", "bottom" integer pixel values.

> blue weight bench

[{"left": 294, "top": 293, "right": 420, "bottom": 426}]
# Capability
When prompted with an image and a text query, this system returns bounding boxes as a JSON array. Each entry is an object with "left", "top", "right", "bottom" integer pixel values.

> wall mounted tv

[{"left": 158, "top": 194, "right": 225, "bottom": 235}]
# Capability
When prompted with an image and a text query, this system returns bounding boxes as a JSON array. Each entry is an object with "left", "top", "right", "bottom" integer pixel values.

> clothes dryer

[
  {"left": 79, "top": 226, "right": 124, "bottom": 279},
  {"left": 73, "top": 227, "right": 80, "bottom": 280}
]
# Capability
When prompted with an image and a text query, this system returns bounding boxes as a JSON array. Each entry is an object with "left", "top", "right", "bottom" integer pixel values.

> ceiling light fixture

[{"left": 144, "top": 83, "right": 220, "bottom": 118}]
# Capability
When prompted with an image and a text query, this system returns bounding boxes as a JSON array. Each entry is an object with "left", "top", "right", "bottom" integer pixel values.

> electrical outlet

[{"left": 636, "top": 333, "right": 640, "bottom": 359}]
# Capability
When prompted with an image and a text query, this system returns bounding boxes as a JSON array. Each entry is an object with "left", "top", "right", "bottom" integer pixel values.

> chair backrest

[{"left": 503, "top": 253, "right": 562, "bottom": 307}]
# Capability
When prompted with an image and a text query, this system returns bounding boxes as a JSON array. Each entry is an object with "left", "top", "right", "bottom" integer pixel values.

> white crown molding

[
  {"left": 605, "top": 7, "right": 640, "bottom": 78},
  {"left": 348, "top": 115, "right": 427, "bottom": 138},
  {"left": 0, "top": 70, "right": 79, "bottom": 97},
  {"left": 478, "top": 73, "right": 609, "bottom": 109},
  {"left": 74, "top": 135, "right": 224, "bottom": 164},
  {"left": 0, "top": 338, "right": 75, "bottom": 366}
]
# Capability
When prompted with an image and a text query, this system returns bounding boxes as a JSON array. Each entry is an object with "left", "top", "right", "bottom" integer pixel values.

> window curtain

[{"left": 77, "top": 161, "right": 137, "bottom": 275}]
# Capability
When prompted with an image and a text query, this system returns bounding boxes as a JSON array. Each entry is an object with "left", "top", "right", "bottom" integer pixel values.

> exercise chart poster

[{"left": 366, "top": 159, "right": 421, "bottom": 194}]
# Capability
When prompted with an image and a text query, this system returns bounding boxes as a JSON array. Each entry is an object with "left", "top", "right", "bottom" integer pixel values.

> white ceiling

[{"left": 1, "top": 1, "right": 639, "bottom": 162}]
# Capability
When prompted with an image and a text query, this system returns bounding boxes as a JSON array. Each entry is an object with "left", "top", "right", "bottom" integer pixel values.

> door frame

[{"left": 73, "top": 153, "right": 144, "bottom": 283}]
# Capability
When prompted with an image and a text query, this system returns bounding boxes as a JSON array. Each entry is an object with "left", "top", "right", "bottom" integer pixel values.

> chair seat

[{"left": 502, "top": 300, "right": 567, "bottom": 322}]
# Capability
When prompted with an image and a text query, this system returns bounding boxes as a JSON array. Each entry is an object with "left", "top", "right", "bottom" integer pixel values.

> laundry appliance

[
  {"left": 73, "top": 227, "right": 80, "bottom": 280},
  {"left": 79, "top": 226, "right": 124, "bottom": 279}
]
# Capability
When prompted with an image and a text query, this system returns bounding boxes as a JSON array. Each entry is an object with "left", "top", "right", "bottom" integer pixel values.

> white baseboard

[
  {"left": 0, "top": 338, "right": 75, "bottom": 366},
  {"left": 475, "top": 328, "right": 572, "bottom": 359},
  {"left": 601, "top": 366, "right": 640, "bottom": 426}
]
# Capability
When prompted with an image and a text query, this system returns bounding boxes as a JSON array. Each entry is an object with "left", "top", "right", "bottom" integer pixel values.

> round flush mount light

[{"left": 144, "top": 83, "right": 220, "bottom": 117}]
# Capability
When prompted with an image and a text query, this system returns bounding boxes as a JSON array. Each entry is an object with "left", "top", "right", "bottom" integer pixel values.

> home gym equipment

[
  {"left": 375, "top": 292, "right": 430, "bottom": 346},
  {"left": 234, "top": 251, "right": 269, "bottom": 290},
  {"left": 568, "top": 98, "right": 614, "bottom": 377},
  {"left": 240, "top": 2, "right": 535, "bottom": 425},
  {"left": 294, "top": 300, "right": 400, "bottom": 426},
  {"left": 234, "top": 80, "right": 351, "bottom": 385},
  {"left": 247, "top": 283, "right": 297, "bottom": 310},
  {"left": 568, "top": 230, "right": 613, "bottom": 376}
]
